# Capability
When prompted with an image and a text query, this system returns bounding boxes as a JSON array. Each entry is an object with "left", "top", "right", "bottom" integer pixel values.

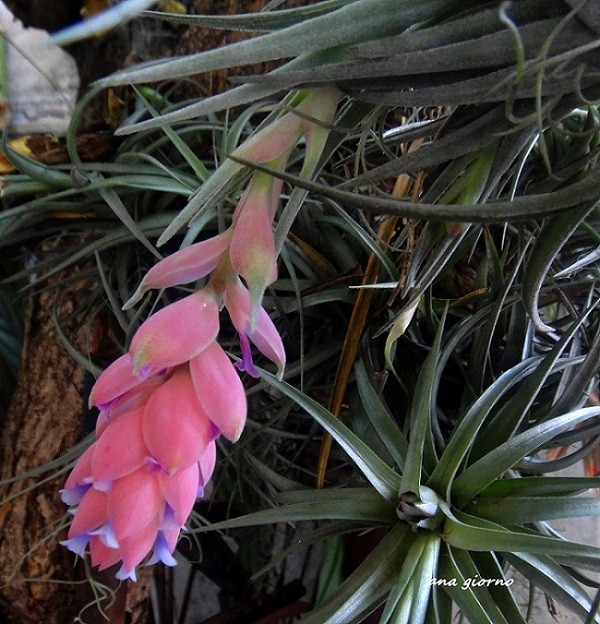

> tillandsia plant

[{"left": 0, "top": 0, "right": 600, "bottom": 623}]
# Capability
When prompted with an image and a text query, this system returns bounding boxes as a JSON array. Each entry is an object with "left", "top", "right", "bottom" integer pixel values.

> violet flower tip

[{"left": 115, "top": 564, "right": 137, "bottom": 583}]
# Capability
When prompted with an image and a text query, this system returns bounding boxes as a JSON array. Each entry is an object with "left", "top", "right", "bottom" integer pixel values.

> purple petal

[
  {"left": 61, "top": 484, "right": 91, "bottom": 506},
  {"left": 235, "top": 333, "right": 260, "bottom": 378},
  {"left": 60, "top": 534, "right": 90, "bottom": 558},
  {"left": 147, "top": 531, "right": 178, "bottom": 567},
  {"left": 115, "top": 564, "right": 137, "bottom": 582},
  {"left": 90, "top": 522, "right": 119, "bottom": 549}
]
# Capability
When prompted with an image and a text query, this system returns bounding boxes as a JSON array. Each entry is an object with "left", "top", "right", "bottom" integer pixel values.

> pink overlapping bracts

[{"left": 62, "top": 89, "right": 340, "bottom": 580}]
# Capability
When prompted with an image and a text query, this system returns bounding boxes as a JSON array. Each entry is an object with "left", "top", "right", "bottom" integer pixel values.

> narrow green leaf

[
  {"left": 474, "top": 303, "right": 593, "bottom": 459},
  {"left": 380, "top": 534, "right": 428, "bottom": 623},
  {"left": 453, "top": 406, "right": 600, "bottom": 506},
  {"left": 3, "top": 134, "right": 73, "bottom": 189},
  {"left": 96, "top": 183, "right": 162, "bottom": 260},
  {"left": 427, "top": 357, "right": 541, "bottom": 497},
  {"left": 197, "top": 493, "right": 395, "bottom": 531},
  {"left": 443, "top": 511, "right": 600, "bottom": 567},
  {"left": 468, "top": 551, "right": 527, "bottom": 624},
  {"left": 450, "top": 548, "right": 523, "bottom": 624},
  {"left": 467, "top": 496, "right": 600, "bottom": 524},
  {"left": 261, "top": 369, "right": 402, "bottom": 502},
  {"left": 250, "top": 18, "right": 564, "bottom": 89},
  {"left": 478, "top": 476, "right": 600, "bottom": 498},
  {"left": 400, "top": 306, "right": 446, "bottom": 495},
  {"left": 437, "top": 545, "right": 507, "bottom": 624},
  {"left": 143, "top": 0, "right": 352, "bottom": 31},
  {"left": 245, "top": 455, "right": 307, "bottom": 492},
  {"left": 381, "top": 534, "right": 440, "bottom": 624},
  {"left": 355, "top": 358, "right": 409, "bottom": 470},
  {"left": 300, "top": 524, "right": 409, "bottom": 624},
  {"left": 505, "top": 552, "right": 598, "bottom": 621},
  {"left": 99, "top": 0, "right": 455, "bottom": 87},
  {"left": 132, "top": 87, "right": 211, "bottom": 182},
  {"left": 225, "top": 156, "right": 600, "bottom": 223},
  {"left": 315, "top": 535, "right": 345, "bottom": 605},
  {"left": 523, "top": 202, "right": 597, "bottom": 332}
]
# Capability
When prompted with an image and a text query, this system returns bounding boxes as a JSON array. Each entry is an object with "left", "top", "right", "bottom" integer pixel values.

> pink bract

[
  {"left": 189, "top": 342, "right": 247, "bottom": 442},
  {"left": 130, "top": 289, "right": 220, "bottom": 376}
]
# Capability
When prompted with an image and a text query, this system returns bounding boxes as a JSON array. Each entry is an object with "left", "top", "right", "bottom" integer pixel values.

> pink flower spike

[
  {"left": 91, "top": 408, "right": 147, "bottom": 484},
  {"left": 107, "top": 468, "right": 163, "bottom": 542},
  {"left": 143, "top": 368, "right": 214, "bottom": 475},
  {"left": 229, "top": 173, "right": 278, "bottom": 324},
  {"left": 224, "top": 278, "right": 286, "bottom": 379},
  {"left": 130, "top": 290, "right": 220, "bottom": 377},
  {"left": 124, "top": 229, "right": 233, "bottom": 310},
  {"left": 189, "top": 343, "right": 247, "bottom": 442},
  {"left": 89, "top": 353, "right": 146, "bottom": 410},
  {"left": 160, "top": 463, "right": 200, "bottom": 527}
]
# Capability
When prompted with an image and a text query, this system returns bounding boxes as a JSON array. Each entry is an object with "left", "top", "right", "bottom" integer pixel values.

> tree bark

[
  {"left": 0, "top": 249, "right": 89, "bottom": 622},
  {"left": 0, "top": 239, "right": 148, "bottom": 624}
]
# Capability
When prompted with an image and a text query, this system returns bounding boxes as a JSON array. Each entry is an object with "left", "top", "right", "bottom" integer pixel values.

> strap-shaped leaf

[
  {"left": 142, "top": 0, "right": 352, "bottom": 31},
  {"left": 443, "top": 510, "right": 600, "bottom": 567},
  {"left": 478, "top": 476, "right": 600, "bottom": 498},
  {"left": 466, "top": 496, "right": 600, "bottom": 524},
  {"left": 468, "top": 551, "right": 527, "bottom": 623},
  {"left": 547, "top": 325, "right": 600, "bottom": 419},
  {"left": 244, "top": 17, "right": 576, "bottom": 89},
  {"left": 2, "top": 133, "right": 73, "bottom": 189},
  {"left": 352, "top": 0, "right": 565, "bottom": 57},
  {"left": 355, "top": 358, "right": 409, "bottom": 470},
  {"left": 197, "top": 489, "right": 396, "bottom": 531},
  {"left": 437, "top": 544, "right": 509, "bottom": 624},
  {"left": 99, "top": 0, "right": 456, "bottom": 87},
  {"left": 300, "top": 524, "right": 409, "bottom": 624},
  {"left": 452, "top": 406, "right": 600, "bottom": 506},
  {"left": 504, "top": 552, "right": 598, "bottom": 621},
  {"left": 261, "top": 369, "right": 402, "bottom": 502},
  {"left": 227, "top": 156, "right": 600, "bottom": 223},
  {"left": 523, "top": 202, "right": 597, "bottom": 332},
  {"left": 449, "top": 548, "right": 526, "bottom": 624},
  {"left": 426, "top": 356, "right": 541, "bottom": 497},
  {"left": 380, "top": 534, "right": 440, "bottom": 624},
  {"left": 474, "top": 309, "right": 595, "bottom": 460},
  {"left": 400, "top": 306, "right": 446, "bottom": 495}
]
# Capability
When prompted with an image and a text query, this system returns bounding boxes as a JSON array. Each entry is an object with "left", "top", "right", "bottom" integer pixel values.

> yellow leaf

[
  {"left": 158, "top": 0, "right": 187, "bottom": 13},
  {"left": 0, "top": 135, "right": 56, "bottom": 174}
]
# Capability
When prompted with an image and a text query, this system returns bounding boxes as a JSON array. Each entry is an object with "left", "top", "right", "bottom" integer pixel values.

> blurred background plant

[{"left": 0, "top": 0, "right": 600, "bottom": 622}]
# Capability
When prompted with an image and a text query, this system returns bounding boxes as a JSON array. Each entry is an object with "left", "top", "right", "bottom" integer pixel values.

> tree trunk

[
  {"left": 0, "top": 246, "right": 89, "bottom": 622},
  {"left": 0, "top": 239, "right": 152, "bottom": 624}
]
